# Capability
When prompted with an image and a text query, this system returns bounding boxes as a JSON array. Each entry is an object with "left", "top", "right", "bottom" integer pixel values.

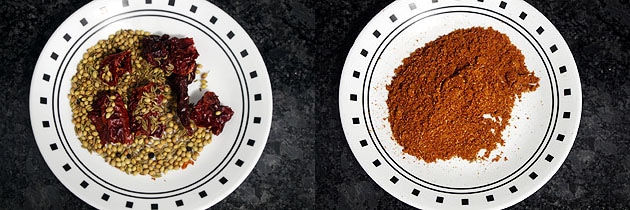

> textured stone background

[{"left": 0, "top": 0, "right": 628, "bottom": 209}]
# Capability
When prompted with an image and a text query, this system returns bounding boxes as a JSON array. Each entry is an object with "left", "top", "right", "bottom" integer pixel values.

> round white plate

[
  {"left": 29, "top": 0, "right": 272, "bottom": 209},
  {"left": 339, "top": 0, "right": 581, "bottom": 209}
]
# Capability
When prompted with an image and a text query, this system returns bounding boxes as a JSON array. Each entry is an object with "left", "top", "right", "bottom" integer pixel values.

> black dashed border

[
  {"left": 556, "top": 134, "right": 565, "bottom": 141},
  {"left": 219, "top": 177, "right": 228, "bottom": 185},
  {"left": 545, "top": 154, "right": 555, "bottom": 162},
  {"left": 372, "top": 159, "right": 381, "bottom": 167},
  {"left": 80, "top": 180, "right": 89, "bottom": 188},
  {"left": 389, "top": 14, "right": 397, "bottom": 22},
  {"left": 436, "top": 196, "right": 444, "bottom": 203},
  {"left": 409, "top": 3, "right": 417, "bottom": 10},
  {"left": 227, "top": 31, "right": 235, "bottom": 39},
  {"left": 63, "top": 163, "right": 71, "bottom": 171},
  {"left": 125, "top": 201, "right": 133, "bottom": 208},
  {"left": 390, "top": 176, "right": 399, "bottom": 184},
  {"left": 486, "top": 195, "right": 494, "bottom": 202},
  {"left": 564, "top": 89, "right": 571, "bottom": 96},
  {"left": 559, "top": 66, "right": 567, "bottom": 74},
  {"left": 51, "top": 53, "right": 58, "bottom": 61},
  {"left": 411, "top": 189, "right": 420, "bottom": 196},
  {"left": 550, "top": 44, "right": 558, "bottom": 53},
  {"left": 198, "top": 190, "right": 207, "bottom": 198},
  {"left": 529, "top": 172, "right": 538, "bottom": 180},
  {"left": 101, "top": 193, "right": 110, "bottom": 201},
  {"left": 373, "top": 30, "right": 381, "bottom": 38},
  {"left": 509, "top": 186, "right": 518, "bottom": 193},
  {"left": 80, "top": 18, "right": 88, "bottom": 26},
  {"left": 563, "top": 112, "right": 571, "bottom": 119},
  {"left": 359, "top": 139, "right": 368, "bottom": 147}
]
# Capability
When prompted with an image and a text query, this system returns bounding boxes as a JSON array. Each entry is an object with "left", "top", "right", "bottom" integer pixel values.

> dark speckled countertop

[{"left": 1, "top": 0, "right": 629, "bottom": 209}]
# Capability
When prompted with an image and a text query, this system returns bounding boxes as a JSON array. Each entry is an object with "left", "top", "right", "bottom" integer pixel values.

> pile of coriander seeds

[{"left": 69, "top": 29, "right": 212, "bottom": 177}]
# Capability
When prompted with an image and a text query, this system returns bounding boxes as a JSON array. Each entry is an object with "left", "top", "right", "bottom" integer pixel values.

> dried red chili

[
  {"left": 143, "top": 35, "right": 200, "bottom": 135},
  {"left": 191, "top": 91, "right": 234, "bottom": 135},
  {"left": 88, "top": 92, "right": 133, "bottom": 145},
  {"left": 386, "top": 27, "right": 540, "bottom": 162},
  {"left": 167, "top": 37, "right": 199, "bottom": 76},
  {"left": 129, "top": 82, "right": 166, "bottom": 138},
  {"left": 98, "top": 50, "right": 132, "bottom": 86},
  {"left": 142, "top": 35, "right": 199, "bottom": 76},
  {"left": 141, "top": 34, "right": 169, "bottom": 66},
  {"left": 167, "top": 74, "right": 194, "bottom": 134}
]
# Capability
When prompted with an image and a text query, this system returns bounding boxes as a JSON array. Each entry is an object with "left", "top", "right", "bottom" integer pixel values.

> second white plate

[{"left": 339, "top": 0, "right": 581, "bottom": 209}]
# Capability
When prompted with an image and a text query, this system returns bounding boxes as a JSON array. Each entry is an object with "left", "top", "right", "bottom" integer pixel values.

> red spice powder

[{"left": 386, "top": 27, "right": 540, "bottom": 163}]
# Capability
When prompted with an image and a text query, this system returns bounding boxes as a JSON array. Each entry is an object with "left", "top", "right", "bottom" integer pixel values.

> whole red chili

[
  {"left": 144, "top": 35, "right": 200, "bottom": 135},
  {"left": 167, "top": 37, "right": 199, "bottom": 76},
  {"left": 167, "top": 74, "right": 194, "bottom": 134},
  {"left": 142, "top": 35, "right": 199, "bottom": 76},
  {"left": 191, "top": 91, "right": 234, "bottom": 135},
  {"left": 88, "top": 92, "right": 133, "bottom": 145},
  {"left": 98, "top": 50, "right": 132, "bottom": 86}
]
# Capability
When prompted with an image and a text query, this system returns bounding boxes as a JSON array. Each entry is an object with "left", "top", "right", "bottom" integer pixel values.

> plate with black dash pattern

[
  {"left": 339, "top": 0, "right": 581, "bottom": 209},
  {"left": 28, "top": 0, "right": 272, "bottom": 209}
]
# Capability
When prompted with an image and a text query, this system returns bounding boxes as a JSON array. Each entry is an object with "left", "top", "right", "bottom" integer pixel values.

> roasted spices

[{"left": 386, "top": 27, "right": 540, "bottom": 163}]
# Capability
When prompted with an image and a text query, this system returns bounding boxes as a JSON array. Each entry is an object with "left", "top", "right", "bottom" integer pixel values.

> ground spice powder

[{"left": 386, "top": 27, "right": 540, "bottom": 163}]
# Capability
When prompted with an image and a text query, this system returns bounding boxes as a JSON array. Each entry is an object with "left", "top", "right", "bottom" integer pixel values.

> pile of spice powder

[{"left": 386, "top": 27, "right": 540, "bottom": 163}]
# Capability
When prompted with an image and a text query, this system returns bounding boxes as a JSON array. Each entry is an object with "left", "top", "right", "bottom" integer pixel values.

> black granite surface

[{"left": 1, "top": 0, "right": 629, "bottom": 209}]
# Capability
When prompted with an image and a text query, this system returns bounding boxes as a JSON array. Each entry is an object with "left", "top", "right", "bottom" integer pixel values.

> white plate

[
  {"left": 29, "top": 0, "right": 272, "bottom": 209},
  {"left": 339, "top": 0, "right": 581, "bottom": 209}
]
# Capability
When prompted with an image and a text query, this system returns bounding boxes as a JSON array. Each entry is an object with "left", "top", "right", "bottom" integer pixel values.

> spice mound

[
  {"left": 386, "top": 27, "right": 540, "bottom": 163},
  {"left": 70, "top": 29, "right": 233, "bottom": 177}
]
